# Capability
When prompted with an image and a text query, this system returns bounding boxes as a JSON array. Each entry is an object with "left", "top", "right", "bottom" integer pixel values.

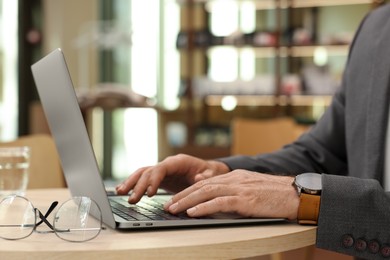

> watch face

[{"left": 295, "top": 172, "right": 322, "bottom": 193}]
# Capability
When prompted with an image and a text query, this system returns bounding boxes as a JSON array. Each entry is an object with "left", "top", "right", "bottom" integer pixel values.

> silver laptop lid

[{"left": 31, "top": 48, "right": 116, "bottom": 229}]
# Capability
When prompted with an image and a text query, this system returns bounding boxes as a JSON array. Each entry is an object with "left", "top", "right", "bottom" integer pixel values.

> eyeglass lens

[
  {"left": 54, "top": 197, "right": 102, "bottom": 242},
  {"left": 0, "top": 195, "right": 102, "bottom": 242},
  {"left": 0, "top": 196, "right": 36, "bottom": 240}
]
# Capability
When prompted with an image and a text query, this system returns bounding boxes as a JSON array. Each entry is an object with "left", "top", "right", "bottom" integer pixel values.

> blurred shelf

[
  {"left": 285, "top": 45, "right": 350, "bottom": 57},
  {"left": 288, "top": 0, "right": 374, "bottom": 8},
  {"left": 205, "top": 95, "right": 278, "bottom": 107},
  {"left": 175, "top": 0, "right": 278, "bottom": 10},
  {"left": 207, "top": 46, "right": 277, "bottom": 58},
  {"left": 205, "top": 0, "right": 278, "bottom": 11},
  {"left": 289, "top": 95, "right": 332, "bottom": 106},
  {"left": 170, "top": 0, "right": 372, "bottom": 157},
  {"left": 175, "top": 0, "right": 374, "bottom": 10},
  {"left": 204, "top": 94, "right": 332, "bottom": 107},
  {"left": 204, "top": 44, "right": 350, "bottom": 58}
]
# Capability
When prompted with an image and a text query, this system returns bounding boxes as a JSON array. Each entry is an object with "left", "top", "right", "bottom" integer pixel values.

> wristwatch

[{"left": 293, "top": 173, "right": 322, "bottom": 225}]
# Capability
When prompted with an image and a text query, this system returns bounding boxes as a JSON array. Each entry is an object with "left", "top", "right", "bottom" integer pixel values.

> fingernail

[
  {"left": 129, "top": 192, "right": 136, "bottom": 201},
  {"left": 147, "top": 186, "right": 153, "bottom": 196},
  {"left": 116, "top": 183, "right": 123, "bottom": 190},
  {"left": 169, "top": 203, "right": 178, "bottom": 212},
  {"left": 164, "top": 199, "right": 173, "bottom": 210},
  {"left": 187, "top": 207, "right": 196, "bottom": 216}
]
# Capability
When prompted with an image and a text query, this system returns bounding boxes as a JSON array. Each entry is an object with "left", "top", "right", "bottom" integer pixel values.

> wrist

[
  {"left": 274, "top": 175, "right": 300, "bottom": 220},
  {"left": 288, "top": 180, "right": 300, "bottom": 220}
]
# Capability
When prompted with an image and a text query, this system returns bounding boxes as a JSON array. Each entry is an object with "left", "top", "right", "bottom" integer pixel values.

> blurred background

[{"left": 0, "top": 0, "right": 386, "bottom": 182}]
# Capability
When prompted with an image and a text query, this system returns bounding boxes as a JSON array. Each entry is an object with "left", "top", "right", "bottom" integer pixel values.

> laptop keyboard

[{"left": 110, "top": 196, "right": 191, "bottom": 221}]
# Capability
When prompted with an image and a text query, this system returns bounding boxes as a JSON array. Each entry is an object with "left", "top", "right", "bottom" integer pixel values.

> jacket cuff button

[
  {"left": 341, "top": 234, "right": 354, "bottom": 248},
  {"left": 355, "top": 238, "right": 367, "bottom": 252},
  {"left": 380, "top": 244, "right": 390, "bottom": 257},
  {"left": 368, "top": 240, "right": 380, "bottom": 254}
]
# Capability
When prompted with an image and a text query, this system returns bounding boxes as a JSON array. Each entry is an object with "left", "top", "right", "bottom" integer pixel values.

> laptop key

[{"left": 110, "top": 198, "right": 191, "bottom": 221}]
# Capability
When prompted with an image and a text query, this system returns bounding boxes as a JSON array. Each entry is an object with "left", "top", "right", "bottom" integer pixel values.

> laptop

[{"left": 31, "top": 48, "right": 284, "bottom": 229}]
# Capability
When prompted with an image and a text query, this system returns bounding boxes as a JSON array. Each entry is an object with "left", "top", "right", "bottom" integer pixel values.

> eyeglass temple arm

[{"left": 35, "top": 201, "right": 58, "bottom": 229}]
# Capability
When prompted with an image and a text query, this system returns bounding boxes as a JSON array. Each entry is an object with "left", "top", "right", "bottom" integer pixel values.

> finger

[
  {"left": 115, "top": 167, "right": 146, "bottom": 194},
  {"left": 186, "top": 196, "right": 239, "bottom": 217},
  {"left": 169, "top": 172, "right": 233, "bottom": 204},
  {"left": 144, "top": 165, "right": 168, "bottom": 197},
  {"left": 193, "top": 169, "right": 215, "bottom": 182},
  {"left": 164, "top": 175, "right": 227, "bottom": 210},
  {"left": 129, "top": 169, "right": 155, "bottom": 203},
  {"left": 163, "top": 179, "right": 208, "bottom": 210},
  {"left": 166, "top": 182, "right": 229, "bottom": 214},
  {"left": 129, "top": 162, "right": 172, "bottom": 202}
]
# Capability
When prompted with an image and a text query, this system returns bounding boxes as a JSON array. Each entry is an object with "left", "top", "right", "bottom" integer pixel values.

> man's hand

[
  {"left": 164, "top": 170, "right": 299, "bottom": 220},
  {"left": 115, "top": 154, "right": 230, "bottom": 204}
]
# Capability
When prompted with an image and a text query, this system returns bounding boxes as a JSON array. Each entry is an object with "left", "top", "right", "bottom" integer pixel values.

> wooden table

[{"left": 0, "top": 189, "right": 317, "bottom": 259}]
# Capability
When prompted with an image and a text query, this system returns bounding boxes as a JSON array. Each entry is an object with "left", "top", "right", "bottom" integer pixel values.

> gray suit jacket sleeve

[{"left": 218, "top": 4, "right": 390, "bottom": 259}]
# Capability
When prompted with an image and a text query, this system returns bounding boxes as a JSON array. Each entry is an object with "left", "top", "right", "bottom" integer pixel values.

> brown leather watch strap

[{"left": 297, "top": 193, "right": 321, "bottom": 225}]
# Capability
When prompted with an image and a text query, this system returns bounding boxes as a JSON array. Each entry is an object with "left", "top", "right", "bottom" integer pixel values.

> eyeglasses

[{"left": 0, "top": 195, "right": 103, "bottom": 242}]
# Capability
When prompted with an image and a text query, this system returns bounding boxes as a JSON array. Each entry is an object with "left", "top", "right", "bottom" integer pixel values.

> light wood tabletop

[{"left": 0, "top": 188, "right": 317, "bottom": 259}]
